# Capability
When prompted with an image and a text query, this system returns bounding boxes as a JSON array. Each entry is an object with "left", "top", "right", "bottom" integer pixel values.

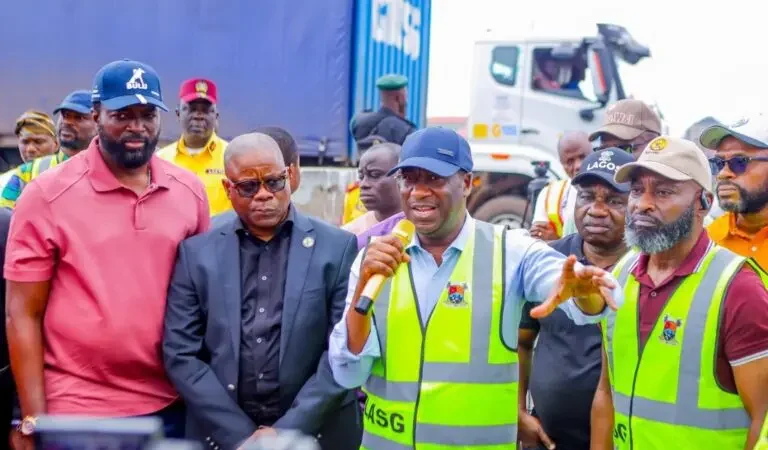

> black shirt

[
  {"left": 520, "top": 233, "right": 602, "bottom": 450},
  {"left": 236, "top": 208, "right": 294, "bottom": 425}
]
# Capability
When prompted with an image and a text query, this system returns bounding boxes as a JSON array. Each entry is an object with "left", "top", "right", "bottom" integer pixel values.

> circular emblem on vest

[
  {"left": 445, "top": 282, "right": 469, "bottom": 306},
  {"left": 302, "top": 237, "right": 315, "bottom": 248},
  {"left": 648, "top": 137, "right": 668, "bottom": 152}
]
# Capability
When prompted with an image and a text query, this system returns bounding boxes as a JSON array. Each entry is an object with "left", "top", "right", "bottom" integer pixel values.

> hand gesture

[
  {"left": 530, "top": 255, "right": 618, "bottom": 319},
  {"left": 518, "top": 411, "right": 555, "bottom": 449},
  {"left": 359, "top": 235, "right": 410, "bottom": 284},
  {"left": 530, "top": 222, "right": 558, "bottom": 241}
]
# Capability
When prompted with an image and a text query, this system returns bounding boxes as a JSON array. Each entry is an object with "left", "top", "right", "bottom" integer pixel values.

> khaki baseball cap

[
  {"left": 614, "top": 136, "right": 713, "bottom": 192},
  {"left": 589, "top": 99, "right": 662, "bottom": 141}
]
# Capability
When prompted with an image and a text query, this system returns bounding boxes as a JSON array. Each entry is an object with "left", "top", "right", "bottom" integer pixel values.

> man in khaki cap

[
  {"left": 589, "top": 135, "right": 768, "bottom": 450},
  {"left": 590, "top": 99, "right": 662, "bottom": 158}
]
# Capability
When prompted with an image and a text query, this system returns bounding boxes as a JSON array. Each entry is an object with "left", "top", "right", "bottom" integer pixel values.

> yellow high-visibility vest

[
  {"left": 604, "top": 244, "right": 750, "bottom": 449},
  {"left": 361, "top": 220, "right": 519, "bottom": 449},
  {"left": 342, "top": 182, "right": 367, "bottom": 225},
  {"left": 544, "top": 179, "right": 569, "bottom": 237}
]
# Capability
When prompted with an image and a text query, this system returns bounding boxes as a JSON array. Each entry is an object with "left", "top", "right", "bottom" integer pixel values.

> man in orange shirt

[{"left": 700, "top": 113, "right": 768, "bottom": 270}]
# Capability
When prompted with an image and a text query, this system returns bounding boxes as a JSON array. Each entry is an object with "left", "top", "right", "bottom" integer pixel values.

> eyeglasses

[
  {"left": 708, "top": 155, "right": 768, "bottom": 175},
  {"left": 595, "top": 143, "right": 635, "bottom": 154},
  {"left": 230, "top": 171, "right": 288, "bottom": 197}
]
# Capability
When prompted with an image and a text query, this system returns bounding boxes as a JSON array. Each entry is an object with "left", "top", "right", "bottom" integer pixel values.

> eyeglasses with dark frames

[{"left": 230, "top": 170, "right": 289, "bottom": 197}]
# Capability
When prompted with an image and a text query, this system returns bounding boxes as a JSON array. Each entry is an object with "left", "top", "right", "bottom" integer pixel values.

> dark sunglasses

[
  {"left": 594, "top": 143, "right": 635, "bottom": 154},
  {"left": 231, "top": 171, "right": 288, "bottom": 197},
  {"left": 708, "top": 155, "right": 768, "bottom": 175}
]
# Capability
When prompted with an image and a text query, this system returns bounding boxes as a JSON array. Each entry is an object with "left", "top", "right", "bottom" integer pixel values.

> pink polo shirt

[{"left": 5, "top": 138, "right": 210, "bottom": 416}]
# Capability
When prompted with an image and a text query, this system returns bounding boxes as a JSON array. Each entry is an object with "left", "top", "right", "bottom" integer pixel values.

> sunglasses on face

[
  {"left": 595, "top": 143, "right": 635, "bottom": 154},
  {"left": 708, "top": 155, "right": 768, "bottom": 175},
  {"left": 230, "top": 171, "right": 288, "bottom": 197}
]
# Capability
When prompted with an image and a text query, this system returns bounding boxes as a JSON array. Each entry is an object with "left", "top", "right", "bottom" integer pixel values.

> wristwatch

[{"left": 18, "top": 416, "right": 37, "bottom": 436}]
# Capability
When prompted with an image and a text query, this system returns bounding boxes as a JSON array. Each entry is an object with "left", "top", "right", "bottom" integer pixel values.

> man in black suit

[
  {"left": 163, "top": 133, "right": 361, "bottom": 450},
  {"left": 0, "top": 208, "right": 12, "bottom": 446}
]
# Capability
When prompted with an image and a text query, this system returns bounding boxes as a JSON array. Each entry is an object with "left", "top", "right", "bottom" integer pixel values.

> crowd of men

[{"left": 0, "top": 56, "right": 766, "bottom": 450}]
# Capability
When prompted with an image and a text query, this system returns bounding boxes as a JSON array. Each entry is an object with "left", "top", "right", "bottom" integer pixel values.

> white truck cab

[{"left": 465, "top": 23, "right": 658, "bottom": 227}]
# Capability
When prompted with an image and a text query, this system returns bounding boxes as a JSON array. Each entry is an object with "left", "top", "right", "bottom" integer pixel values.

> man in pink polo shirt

[{"left": 4, "top": 59, "right": 210, "bottom": 445}]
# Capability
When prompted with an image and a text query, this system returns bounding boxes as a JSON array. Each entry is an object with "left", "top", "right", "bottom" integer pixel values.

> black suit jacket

[{"left": 163, "top": 209, "right": 361, "bottom": 450}]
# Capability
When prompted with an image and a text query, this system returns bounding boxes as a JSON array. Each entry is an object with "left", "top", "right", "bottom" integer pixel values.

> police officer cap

[{"left": 376, "top": 74, "right": 408, "bottom": 91}]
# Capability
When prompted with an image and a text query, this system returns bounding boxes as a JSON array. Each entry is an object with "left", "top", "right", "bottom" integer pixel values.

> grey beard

[{"left": 624, "top": 204, "right": 695, "bottom": 254}]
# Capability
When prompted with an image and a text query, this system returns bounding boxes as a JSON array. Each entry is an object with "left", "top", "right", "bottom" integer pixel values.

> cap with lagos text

[
  {"left": 699, "top": 112, "right": 768, "bottom": 150},
  {"left": 179, "top": 78, "right": 218, "bottom": 104},
  {"left": 91, "top": 59, "right": 168, "bottom": 111},
  {"left": 571, "top": 148, "right": 635, "bottom": 193},
  {"left": 387, "top": 127, "right": 473, "bottom": 177},
  {"left": 589, "top": 99, "right": 662, "bottom": 141},
  {"left": 54, "top": 90, "right": 93, "bottom": 115},
  {"left": 376, "top": 74, "right": 408, "bottom": 91},
  {"left": 614, "top": 136, "right": 713, "bottom": 192}
]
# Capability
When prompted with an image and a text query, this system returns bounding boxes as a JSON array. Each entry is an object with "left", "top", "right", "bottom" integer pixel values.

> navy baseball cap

[
  {"left": 54, "top": 90, "right": 93, "bottom": 115},
  {"left": 387, "top": 127, "right": 473, "bottom": 177},
  {"left": 571, "top": 148, "right": 634, "bottom": 193},
  {"left": 91, "top": 59, "right": 168, "bottom": 111}
]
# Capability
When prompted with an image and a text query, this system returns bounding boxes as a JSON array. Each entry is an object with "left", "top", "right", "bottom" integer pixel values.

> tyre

[{"left": 473, "top": 195, "right": 530, "bottom": 229}]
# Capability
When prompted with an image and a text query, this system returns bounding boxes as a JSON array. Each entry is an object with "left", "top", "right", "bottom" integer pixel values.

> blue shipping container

[
  {"left": 351, "top": 0, "right": 432, "bottom": 157},
  {"left": 0, "top": 0, "right": 430, "bottom": 162}
]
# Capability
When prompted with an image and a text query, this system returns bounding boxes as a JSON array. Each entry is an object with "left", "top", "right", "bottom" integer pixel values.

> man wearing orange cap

[{"left": 158, "top": 78, "right": 229, "bottom": 216}]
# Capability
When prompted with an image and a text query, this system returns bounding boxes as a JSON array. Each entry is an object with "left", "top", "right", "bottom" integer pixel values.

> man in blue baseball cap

[
  {"left": 0, "top": 89, "right": 97, "bottom": 209},
  {"left": 329, "top": 127, "right": 625, "bottom": 450},
  {"left": 5, "top": 59, "right": 209, "bottom": 446}
]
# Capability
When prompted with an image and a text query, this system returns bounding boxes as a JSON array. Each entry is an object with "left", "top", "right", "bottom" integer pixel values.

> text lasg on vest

[{"left": 365, "top": 401, "right": 405, "bottom": 433}]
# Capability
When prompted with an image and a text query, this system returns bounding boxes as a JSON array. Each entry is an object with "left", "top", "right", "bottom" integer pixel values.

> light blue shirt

[{"left": 328, "top": 215, "right": 623, "bottom": 389}]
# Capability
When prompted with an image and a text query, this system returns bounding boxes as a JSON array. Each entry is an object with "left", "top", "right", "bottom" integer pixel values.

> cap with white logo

[
  {"left": 699, "top": 113, "right": 768, "bottom": 150},
  {"left": 91, "top": 59, "right": 168, "bottom": 112},
  {"left": 572, "top": 148, "right": 635, "bottom": 193},
  {"left": 615, "top": 136, "right": 713, "bottom": 192}
]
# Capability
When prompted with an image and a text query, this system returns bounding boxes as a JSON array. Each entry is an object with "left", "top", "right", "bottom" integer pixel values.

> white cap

[{"left": 699, "top": 113, "right": 768, "bottom": 150}]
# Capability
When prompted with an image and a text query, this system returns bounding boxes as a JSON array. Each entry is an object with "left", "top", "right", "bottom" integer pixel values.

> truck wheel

[{"left": 473, "top": 195, "right": 530, "bottom": 229}]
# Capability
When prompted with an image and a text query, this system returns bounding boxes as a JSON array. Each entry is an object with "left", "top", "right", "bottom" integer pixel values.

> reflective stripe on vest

[
  {"left": 361, "top": 220, "right": 518, "bottom": 449},
  {"left": 604, "top": 244, "right": 749, "bottom": 449},
  {"left": 544, "top": 180, "right": 568, "bottom": 237},
  {"left": 17, "top": 154, "right": 56, "bottom": 193}
]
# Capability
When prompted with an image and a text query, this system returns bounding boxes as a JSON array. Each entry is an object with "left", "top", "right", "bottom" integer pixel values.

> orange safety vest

[
  {"left": 544, "top": 179, "right": 569, "bottom": 237},
  {"left": 341, "top": 181, "right": 367, "bottom": 225}
]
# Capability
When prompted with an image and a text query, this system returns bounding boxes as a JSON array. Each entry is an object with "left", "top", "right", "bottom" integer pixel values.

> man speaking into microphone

[{"left": 328, "top": 127, "right": 623, "bottom": 450}]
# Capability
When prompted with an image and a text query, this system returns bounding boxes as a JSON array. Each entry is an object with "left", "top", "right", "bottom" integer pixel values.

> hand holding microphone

[{"left": 354, "top": 220, "right": 415, "bottom": 315}]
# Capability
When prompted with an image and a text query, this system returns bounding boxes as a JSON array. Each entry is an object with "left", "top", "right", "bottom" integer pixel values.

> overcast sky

[{"left": 426, "top": 0, "right": 766, "bottom": 135}]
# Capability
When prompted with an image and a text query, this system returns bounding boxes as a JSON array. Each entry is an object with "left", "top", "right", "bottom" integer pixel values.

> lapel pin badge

[{"left": 302, "top": 237, "right": 315, "bottom": 248}]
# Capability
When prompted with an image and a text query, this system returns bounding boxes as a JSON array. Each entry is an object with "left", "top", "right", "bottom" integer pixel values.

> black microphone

[{"left": 354, "top": 219, "right": 416, "bottom": 315}]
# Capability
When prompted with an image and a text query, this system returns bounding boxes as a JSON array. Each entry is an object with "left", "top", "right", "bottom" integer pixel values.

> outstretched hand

[{"left": 529, "top": 255, "right": 618, "bottom": 319}]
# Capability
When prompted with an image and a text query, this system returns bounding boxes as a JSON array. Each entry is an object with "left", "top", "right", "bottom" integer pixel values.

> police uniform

[
  {"left": 349, "top": 74, "right": 416, "bottom": 146},
  {"left": 157, "top": 78, "right": 230, "bottom": 216}
]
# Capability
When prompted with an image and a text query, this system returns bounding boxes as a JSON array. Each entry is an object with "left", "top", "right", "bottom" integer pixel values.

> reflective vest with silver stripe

[
  {"left": 361, "top": 220, "right": 518, "bottom": 449},
  {"left": 544, "top": 179, "right": 569, "bottom": 237},
  {"left": 17, "top": 153, "right": 57, "bottom": 192},
  {"left": 603, "top": 244, "right": 750, "bottom": 449}
]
